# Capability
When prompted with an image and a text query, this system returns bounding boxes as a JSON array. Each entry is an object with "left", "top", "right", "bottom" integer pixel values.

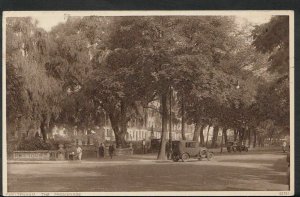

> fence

[{"left": 13, "top": 150, "right": 51, "bottom": 161}]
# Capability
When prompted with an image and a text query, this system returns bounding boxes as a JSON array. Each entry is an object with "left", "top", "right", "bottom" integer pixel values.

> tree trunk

[
  {"left": 206, "top": 125, "right": 211, "bottom": 147},
  {"left": 158, "top": 92, "right": 168, "bottom": 160},
  {"left": 222, "top": 127, "right": 228, "bottom": 145},
  {"left": 220, "top": 131, "right": 224, "bottom": 153},
  {"left": 211, "top": 126, "right": 219, "bottom": 148},
  {"left": 199, "top": 125, "right": 205, "bottom": 145},
  {"left": 108, "top": 109, "right": 127, "bottom": 148},
  {"left": 181, "top": 94, "right": 186, "bottom": 140},
  {"left": 109, "top": 113, "right": 120, "bottom": 137},
  {"left": 234, "top": 129, "right": 238, "bottom": 141},
  {"left": 144, "top": 108, "right": 148, "bottom": 128},
  {"left": 119, "top": 100, "right": 128, "bottom": 148},
  {"left": 248, "top": 129, "right": 251, "bottom": 147},
  {"left": 258, "top": 135, "right": 261, "bottom": 147},
  {"left": 241, "top": 128, "right": 247, "bottom": 144},
  {"left": 245, "top": 128, "right": 249, "bottom": 145},
  {"left": 193, "top": 120, "right": 201, "bottom": 142},
  {"left": 115, "top": 132, "right": 127, "bottom": 148},
  {"left": 253, "top": 129, "right": 257, "bottom": 148},
  {"left": 40, "top": 114, "right": 47, "bottom": 142},
  {"left": 258, "top": 136, "right": 264, "bottom": 147},
  {"left": 238, "top": 128, "right": 244, "bottom": 143}
]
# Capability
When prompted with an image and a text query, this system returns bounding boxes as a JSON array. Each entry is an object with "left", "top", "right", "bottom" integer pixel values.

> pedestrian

[
  {"left": 109, "top": 144, "right": 115, "bottom": 159},
  {"left": 166, "top": 142, "right": 171, "bottom": 160},
  {"left": 76, "top": 145, "right": 83, "bottom": 160},
  {"left": 282, "top": 141, "right": 287, "bottom": 153},
  {"left": 142, "top": 139, "right": 146, "bottom": 154},
  {"left": 99, "top": 143, "right": 105, "bottom": 158}
]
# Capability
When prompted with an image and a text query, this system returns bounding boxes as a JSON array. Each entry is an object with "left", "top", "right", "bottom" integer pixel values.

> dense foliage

[
  {"left": 6, "top": 15, "right": 290, "bottom": 159},
  {"left": 17, "top": 137, "right": 55, "bottom": 151}
]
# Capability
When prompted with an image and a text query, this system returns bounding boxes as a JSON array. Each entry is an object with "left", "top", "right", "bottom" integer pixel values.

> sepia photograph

[{"left": 2, "top": 11, "right": 294, "bottom": 196}]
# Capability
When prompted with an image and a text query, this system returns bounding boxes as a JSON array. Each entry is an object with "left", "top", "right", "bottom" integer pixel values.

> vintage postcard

[{"left": 2, "top": 11, "right": 294, "bottom": 196}]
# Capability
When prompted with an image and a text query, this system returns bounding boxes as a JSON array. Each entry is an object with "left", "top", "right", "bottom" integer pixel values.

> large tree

[
  {"left": 144, "top": 16, "right": 244, "bottom": 158},
  {"left": 6, "top": 17, "right": 63, "bottom": 141},
  {"left": 48, "top": 17, "right": 160, "bottom": 148},
  {"left": 252, "top": 15, "right": 290, "bottom": 130}
]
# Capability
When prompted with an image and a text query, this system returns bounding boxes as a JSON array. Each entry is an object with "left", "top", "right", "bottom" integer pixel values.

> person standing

[
  {"left": 109, "top": 144, "right": 115, "bottom": 159},
  {"left": 76, "top": 146, "right": 83, "bottom": 160},
  {"left": 166, "top": 142, "right": 171, "bottom": 160},
  {"left": 282, "top": 141, "right": 287, "bottom": 153},
  {"left": 142, "top": 139, "right": 146, "bottom": 154},
  {"left": 99, "top": 143, "right": 105, "bottom": 158}
]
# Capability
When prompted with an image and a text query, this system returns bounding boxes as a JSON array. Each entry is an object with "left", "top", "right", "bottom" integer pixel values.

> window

[{"left": 185, "top": 142, "right": 197, "bottom": 148}]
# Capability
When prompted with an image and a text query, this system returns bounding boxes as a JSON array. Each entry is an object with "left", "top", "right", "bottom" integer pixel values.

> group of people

[
  {"left": 99, "top": 143, "right": 115, "bottom": 159},
  {"left": 69, "top": 143, "right": 115, "bottom": 161},
  {"left": 69, "top": 146, "right": 83, "bottom": 160}
]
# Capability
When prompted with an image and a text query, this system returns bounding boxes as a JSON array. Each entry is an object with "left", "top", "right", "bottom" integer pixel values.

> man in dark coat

[
  {"left": 166, "top": 142, "right": 172, "bottom": 160},
  {"left": 108, "top": 144, "right": 115, "bottom": 159},
  {"left": 99, "top": 143, "right": 105, "bottom": 158}
]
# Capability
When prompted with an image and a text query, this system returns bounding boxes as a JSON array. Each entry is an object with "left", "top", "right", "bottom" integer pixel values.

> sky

[
  {"left": 26, "top": 12, "right": 273, "bottom": 32},
  {"left": 34, "top": 13, "right": 67, "bottom": 31}
]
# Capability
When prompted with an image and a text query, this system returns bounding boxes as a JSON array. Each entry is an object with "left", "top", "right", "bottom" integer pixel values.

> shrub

[
  {"left": 130, "top": 140, "right": 151, "bottom": 154},
  {"left": 17, "top": 137, "right": 52, "bottom": 151}
]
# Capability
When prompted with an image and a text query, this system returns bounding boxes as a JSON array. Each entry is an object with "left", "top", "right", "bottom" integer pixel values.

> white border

[{"left": 2, "top": 10, "right": 295, "bottom": 196}]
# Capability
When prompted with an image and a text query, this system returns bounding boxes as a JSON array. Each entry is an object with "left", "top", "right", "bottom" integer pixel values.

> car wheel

[
  {"left": 181, "top": 153, "right": 189, "bottom": 162},
  {"left": 207, "top": 152, "right": 213, "bottom": 161}
]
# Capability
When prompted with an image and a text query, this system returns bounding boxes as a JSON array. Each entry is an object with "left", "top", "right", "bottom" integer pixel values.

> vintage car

[
  {"left": 171, "top": 140, "right": 213, "bottom": 162},
  {"left": 226, "top": 141, "right": 248, "bottom": 152}
]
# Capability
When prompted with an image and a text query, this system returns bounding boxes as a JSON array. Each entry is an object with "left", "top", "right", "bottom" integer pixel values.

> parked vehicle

[
  {"left": 171, "top": 140, "right": 214, "bottom": 162},
  {"left": 226, "top": 141, "right": 238, "bottom": 152},
  {"left": 237, "top": 144, "right": 248, "bottom": 152},
  {"left": 227, "top": 141, "right": 248, "bottom": 152}
]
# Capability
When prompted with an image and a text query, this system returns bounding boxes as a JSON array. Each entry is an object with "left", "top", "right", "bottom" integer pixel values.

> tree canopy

[{"left": 6, "top": 15, "right": 290, "bottom": 158}]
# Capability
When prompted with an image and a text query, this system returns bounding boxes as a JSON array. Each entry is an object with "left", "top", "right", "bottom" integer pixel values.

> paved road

[{"left": 7, "top": 153, "right": 289, "bottom": 192}]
